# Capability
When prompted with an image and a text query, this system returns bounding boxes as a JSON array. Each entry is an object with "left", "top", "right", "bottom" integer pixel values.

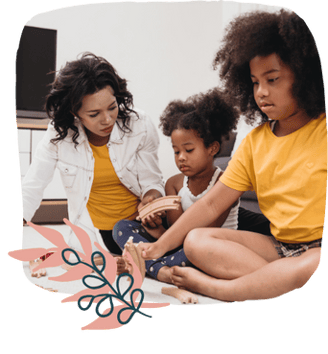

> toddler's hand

[
  {"left": 138, "top": 195, "right": 165, "bottom": 229},
  {"left": 142, "top": 213, "right": 164, "bottom": 229}
]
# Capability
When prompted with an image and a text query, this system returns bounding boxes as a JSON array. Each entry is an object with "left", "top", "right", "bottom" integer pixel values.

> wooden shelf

[
  {"left": 31, "top": 200, "right": 68, "bottom": 224},
  {"left": 17, "top": 117, "right": 50, "bottom": 130}
]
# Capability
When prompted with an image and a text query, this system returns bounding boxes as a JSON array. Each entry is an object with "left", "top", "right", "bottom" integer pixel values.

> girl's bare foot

[
  {"left": 170, "top": 266, "right": 229, "bottom": 301},
  {"left": 157, "top": 266, "right": 174, "bottom": 284},
  {"left": 29, "top": 260, "right": 46, "bottom": 278}
]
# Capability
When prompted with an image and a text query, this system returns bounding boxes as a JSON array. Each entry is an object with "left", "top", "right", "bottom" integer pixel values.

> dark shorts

[
  {"left": 238, "top": 207, "right": 272, "bottom": 235},
  {"left": 270, "top": 237, "right": 322, "bottom": 258}
]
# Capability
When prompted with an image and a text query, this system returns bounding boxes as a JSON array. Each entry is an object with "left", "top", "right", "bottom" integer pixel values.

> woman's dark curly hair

[
  {"left": 213, "top": 9, "right": 325, "bottom": 124},
  {"left": 159, "top": 88, "right": 238, "bottom": 156},
  {"left": 45, "top": 52, "right": 138, "bottom": 145}
]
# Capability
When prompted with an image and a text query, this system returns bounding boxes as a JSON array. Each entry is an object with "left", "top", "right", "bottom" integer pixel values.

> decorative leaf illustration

[
  {"left": 8, "top": 220, "right": 97, "bottom": 276},
  {"left": 78, "top": 294, "right": 115, "bottom": 317},
  {"left": 94, "top": 242, "right": 117, "bottom": 284},
  {"left": 8, "top": 248, "right": 48, "bottom": 261},
  {"left": 62, "top": 285, "right": 114, "bottom": 304},
  {"left": 32, "top": 250, "right": 62, "bottom": 271},
  {"left": 49, "top": 263, "right": 93, "bottom": 282},
  {"left": 116, "top": 273, "right": 135, "bottom": 300},
  {"left": 82, "top": 273, "right": 108, "bottom": 290},
  {"left": 81, "top": 301, "right": 169, "bottom": 330},
  {"left": 27, "top": 222, "right": 68, "bottom": 249},
  {"left": 81, "top": 304, "right": 130, "bottom": 330},
  {"left": 9, "top": 219, "right": 171, "bottom": 330},
  {"left": 63, "top": 218, "right": 92, "bottom": 257}
]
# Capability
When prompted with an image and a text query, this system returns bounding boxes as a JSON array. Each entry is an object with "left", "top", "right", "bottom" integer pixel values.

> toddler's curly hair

[
  {"left": 213, "top": 9, "right": 325, "bottom": 124},
  {"left": 159, "top": 88, "right": 238, "bottom": 156}
]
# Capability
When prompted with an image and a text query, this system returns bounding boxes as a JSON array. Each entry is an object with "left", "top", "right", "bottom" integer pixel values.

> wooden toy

[
  {"left": 137, "top": 196, "right": 181, "bottom": 221},
  {"left": 122, "top": 236, "right": 146, "bottom": 281},
  {"left": 161, "top": 287, "right": 199, "bottom": 304}
]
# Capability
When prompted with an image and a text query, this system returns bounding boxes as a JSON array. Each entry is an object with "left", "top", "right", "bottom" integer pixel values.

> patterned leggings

[{"left": 112, "top": 220, "right": 192, "bottom": 279}]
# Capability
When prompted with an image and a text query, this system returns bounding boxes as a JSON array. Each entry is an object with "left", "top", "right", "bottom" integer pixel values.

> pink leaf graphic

[
  {"left": 49, "top": 263, "right": 93, "bottom": 282},
  {"left": 81, "top": 302, "right": 169, "bottom": 330},
  {"left": 62, "top": 285, "right": 113, "bottom": 304},
  {"left": 14, "top": 222, "right": 77, "bottom": 271},
  {"left": 9, "top": 219, "right": 171, "bottom": 330},
  {"left": 27, "top": 222, "right": 68, "bottom": 249},
  {"left": 9, "top": 222, "right": 93, "bottom": 274},
  {"left": 64, "top": 219, "right": 92, "bottom": 257},
  {"left": 32, "top": 251, "right": 63, "bottom": 271},
  {"left": 81, "top": 305, "right": 128, "bottom": 330},
  {"left": 8, "top": 248, "right": 48, "bottom": 261}
]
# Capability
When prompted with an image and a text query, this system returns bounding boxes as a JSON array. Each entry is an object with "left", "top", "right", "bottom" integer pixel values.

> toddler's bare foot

[
  {"left": 157, "top": 266, "right": 174, "bottom": 284},
  {"left": 116, "top": 256, "right": 131, "bottom": 275},
  {"left": 29, "top": 260, "right": 46, "bottom": 278},
  {"left": 123, "top": 237, "right": 146, "bottom": 281},
  {"left": 170, "top": 266, "right": 225, "bottom": 299}
]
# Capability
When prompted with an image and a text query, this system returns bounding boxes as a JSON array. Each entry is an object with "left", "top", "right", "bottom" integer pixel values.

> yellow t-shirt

[
  {"left": 87, "top": 143, "right": 139, "bottom": 230},
  {"left": 220, "top": 114, "right": 327, "bottom": 243}
]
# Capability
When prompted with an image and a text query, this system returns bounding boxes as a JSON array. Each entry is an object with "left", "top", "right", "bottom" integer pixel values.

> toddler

[{"left": 113, "top": 88, "right": 239, "bottom": 283}]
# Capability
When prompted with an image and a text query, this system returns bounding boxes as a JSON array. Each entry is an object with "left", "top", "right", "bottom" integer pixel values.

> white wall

[{"left": 26, "top": 2, "right": 280, "bottom": 180}]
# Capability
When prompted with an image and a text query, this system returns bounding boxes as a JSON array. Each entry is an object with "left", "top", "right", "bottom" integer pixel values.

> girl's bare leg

[
  {"left": 158, "top": 228, "right": 279, "bottom": 284},
  {"left": 170, "top": 248, "right": 320, "bottom": 301},
  {"left": 184, "top": 228, "right": 280, "bottom": 280}
]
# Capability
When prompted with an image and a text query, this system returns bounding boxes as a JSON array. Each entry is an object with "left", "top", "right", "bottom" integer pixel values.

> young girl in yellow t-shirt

[{"left": 140, "top": 9, "right": 326, "bottom": 301}]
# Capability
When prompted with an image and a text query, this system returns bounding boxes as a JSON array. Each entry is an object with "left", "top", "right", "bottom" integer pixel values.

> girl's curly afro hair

[
  {"left": 213, "top": 9, "right": 325, "bottom": 124},
  {"left": 159, "top": 88, "right": 238, "bottom": 156}
]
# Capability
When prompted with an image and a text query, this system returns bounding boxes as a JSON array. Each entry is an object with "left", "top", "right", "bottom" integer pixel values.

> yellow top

[
  {"left": 221, "top": 114, "right": 327, "bottom": 243},
  {"left": 87, "top": 143, "right": 139, "bottom": 230}
]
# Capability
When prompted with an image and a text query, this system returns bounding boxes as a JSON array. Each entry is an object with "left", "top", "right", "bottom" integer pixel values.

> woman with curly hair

[
  {"left": 22, "top": 53, "right": 165, "bottom": 265},
  {"left": 141, "top": 10, "right": 326, "bottom": 301},
  {"left": 113, "top": 88, "right": 239, "bottom": 283}
]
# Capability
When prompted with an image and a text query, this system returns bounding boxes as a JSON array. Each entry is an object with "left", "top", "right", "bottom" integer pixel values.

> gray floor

[{"left": 22, "top": 223, "right": 223, "bottom": 306}]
